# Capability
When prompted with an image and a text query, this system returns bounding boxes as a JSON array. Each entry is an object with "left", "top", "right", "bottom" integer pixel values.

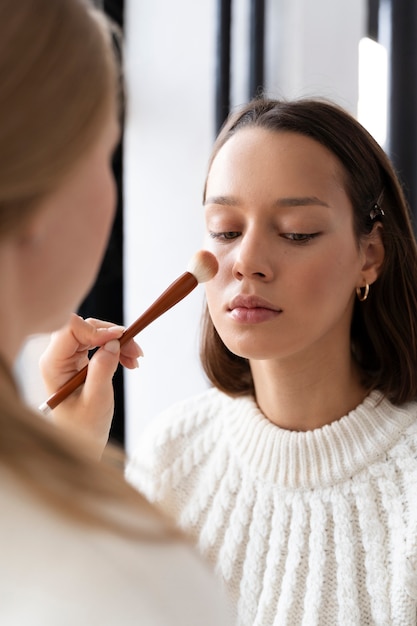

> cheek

[
  {"left": 204, "top": 279, "right": 220, "bottom": 315},
  {"left": 204, "top": 271, "right": 230, "bottom": 327},
  {"left": 87, "top": 170, "right": 117, "bottom": 243},
  {"left": 96, "top": 168, "right": 116, "bottom": 220},
  {"left": 293, "top": 243, "right": 360, "bottom": 305}
]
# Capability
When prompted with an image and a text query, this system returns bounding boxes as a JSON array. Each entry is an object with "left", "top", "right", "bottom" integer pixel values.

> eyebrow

[
  {"left": 277, "top": 196, "right": 330, "bottom": 208},
  {"left": 204, "top": 195, "right": 238, "bottom": 207},
  {"left": 204, "top": 195, "right": 330, "bottom": 208}
]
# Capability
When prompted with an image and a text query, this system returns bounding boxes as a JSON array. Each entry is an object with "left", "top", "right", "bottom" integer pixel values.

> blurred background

[{"left": 17, "top": 0, "right": 417, "bottom": 457}]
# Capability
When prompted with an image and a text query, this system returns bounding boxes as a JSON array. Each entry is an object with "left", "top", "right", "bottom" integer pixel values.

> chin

[{"left": 224, "top": 339, "right": 274, "bottom": 361}]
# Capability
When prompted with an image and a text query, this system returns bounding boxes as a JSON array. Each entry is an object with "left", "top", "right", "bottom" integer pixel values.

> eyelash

[
  {"left": 208, "top": 231, "right": 321, "bottom": 244},
  {"left": 282, "top": 233, "right": 321, "bottom": 244},
  {"left": 209, "top": 231, "right": 240, "bottom": 241}
]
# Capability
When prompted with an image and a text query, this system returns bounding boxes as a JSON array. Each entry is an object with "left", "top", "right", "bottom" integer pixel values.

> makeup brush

[{"left": 39, "top": 250, "right": 218, "bottom": 416}]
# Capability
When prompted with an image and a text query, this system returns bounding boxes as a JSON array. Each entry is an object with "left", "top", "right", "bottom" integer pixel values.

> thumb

[
  {"left": 69, "top": 339, "right": 121, "bottom": 453},
  {"left": 84, "top": 339, "right": 121, "bottom": 397}
]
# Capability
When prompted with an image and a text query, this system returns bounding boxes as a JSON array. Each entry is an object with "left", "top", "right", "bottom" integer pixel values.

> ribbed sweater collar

[{"left": 221, "top": 390, "right": 417, "bottom": 489}]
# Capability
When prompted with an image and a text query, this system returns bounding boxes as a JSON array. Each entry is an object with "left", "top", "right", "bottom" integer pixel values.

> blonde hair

[
  {"left": 1, "top": 366, "right": 174, "bottom": 538},
  {"left": 0, "top": 0, "right": 175, "bottom": 538},
  {"left": 0, "top": 0, "right": 117, "bottom": 234}
]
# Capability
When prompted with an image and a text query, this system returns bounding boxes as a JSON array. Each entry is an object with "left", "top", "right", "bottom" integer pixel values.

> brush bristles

[{"left": 187, "top": 250, "right": 218, "bottom": 283}]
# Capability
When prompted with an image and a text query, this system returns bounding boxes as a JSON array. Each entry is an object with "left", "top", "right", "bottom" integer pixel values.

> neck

[{"left": 250, "top": 345, "right": 367, "bottom": 431}]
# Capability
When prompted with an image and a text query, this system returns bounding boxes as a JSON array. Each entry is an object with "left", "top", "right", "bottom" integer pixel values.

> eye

[
  {"left": 281, "top": 232, "right": 320, "bottom": 244},
  {"left": 209, "top": 231, "right": 240, "bottom": 241}
]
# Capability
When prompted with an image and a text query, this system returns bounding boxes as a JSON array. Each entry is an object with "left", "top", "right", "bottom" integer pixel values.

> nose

[{"left": 232, "top": 232, "right": 273, "bottom": 281}]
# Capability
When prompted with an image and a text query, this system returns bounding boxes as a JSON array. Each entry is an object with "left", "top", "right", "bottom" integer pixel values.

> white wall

[
  {"left": 123, "top": 0, "right": 367, "bottom": 455},
  {"left": 266, "top": 0, "right": 365, "bottom": 112},
  {"left": 123, "top": 0, "right": 217, "bottom": 454}
]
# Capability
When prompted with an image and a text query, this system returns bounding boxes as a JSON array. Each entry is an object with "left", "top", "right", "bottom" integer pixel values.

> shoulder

[
  {"left": 385, "top": 398, "right": 417, "bottom": 459},
  {"left": 126, "top": 387, "right": 252, "bottom": 502},
  {"left": 0, "top": 468, "right": 233, "bottom": 626},
  {"left": 128, "top": 387, "right": 236, "bottom": 464},
  {"left": 387, "top": 401, "right": 417, "bottom": 476},
  {"left": 145, "top": 386, "right": 236, "bottom": 437}
]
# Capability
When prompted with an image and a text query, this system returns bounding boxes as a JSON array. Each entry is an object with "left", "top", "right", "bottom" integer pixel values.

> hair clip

[
  {"left": 369, "top": 203, "right": 385, "bottom": 221},
  {"left": 369, "top": 191, "right": 385, "bottom": 222}
]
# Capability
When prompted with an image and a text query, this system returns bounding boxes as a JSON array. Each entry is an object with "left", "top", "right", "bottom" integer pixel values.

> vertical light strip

[{"left": 358, "top": 37, "right": 388, "bottom": 147}]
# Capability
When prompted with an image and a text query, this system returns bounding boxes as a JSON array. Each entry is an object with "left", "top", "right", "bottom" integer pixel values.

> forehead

[{"left": 207, "top": 128, "right": 347, "bottom": 194}]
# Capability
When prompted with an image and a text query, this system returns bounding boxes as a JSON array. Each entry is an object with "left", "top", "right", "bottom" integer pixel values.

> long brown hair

[
  {"left": 200, "top": 97, "right": 417, "bottom": 405},
  {"left": 0, "top": 0, "right": 174, "bottom": 537}
]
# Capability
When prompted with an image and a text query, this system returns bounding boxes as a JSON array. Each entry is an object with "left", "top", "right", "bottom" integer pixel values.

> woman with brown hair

[
  {"left": 45, "top": 96, "right": 417, "bottom": 623},
  {"left": 125, "top": 97, "right": 417, "bottom": 625},
  {"left": 0, "top": 1, "right": 231, "bottom": 624}
]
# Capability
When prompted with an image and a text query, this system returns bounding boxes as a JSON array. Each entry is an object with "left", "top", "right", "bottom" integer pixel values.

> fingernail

[{"left": 103, "top": 339, "right": 120, "bottom": 354}]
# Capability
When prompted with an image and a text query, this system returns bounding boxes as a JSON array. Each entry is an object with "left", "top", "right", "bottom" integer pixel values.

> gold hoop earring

[{"left": 356, "top": 284, "right": 369, "bottom": 302}]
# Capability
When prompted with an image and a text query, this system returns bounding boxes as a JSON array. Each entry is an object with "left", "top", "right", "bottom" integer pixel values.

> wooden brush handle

[{"left": 42, "top": 271, "right": 198, "bottom": 411}]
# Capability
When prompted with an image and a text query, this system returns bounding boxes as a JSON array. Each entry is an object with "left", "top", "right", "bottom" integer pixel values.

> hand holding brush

[{"left": 39, "top": 250, "right": 218, "bottom": 417}]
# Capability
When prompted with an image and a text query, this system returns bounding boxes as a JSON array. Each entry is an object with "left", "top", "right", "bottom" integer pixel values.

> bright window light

[{"left": 358, "top": 37, "right": 388, "bottom": 147}]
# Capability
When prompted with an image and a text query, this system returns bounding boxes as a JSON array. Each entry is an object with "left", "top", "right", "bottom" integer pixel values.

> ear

[{"left": 358, "top": 223, "right": 385, "bottom": 286}]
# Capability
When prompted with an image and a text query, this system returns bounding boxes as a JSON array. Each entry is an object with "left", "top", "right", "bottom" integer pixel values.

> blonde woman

[{"left": 0, "top": 1, "right": 231, "bottom": 624}]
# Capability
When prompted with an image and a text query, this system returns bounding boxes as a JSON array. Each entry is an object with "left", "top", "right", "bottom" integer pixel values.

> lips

[
  {"left": 229, "top": 294, "right": 281, "bottom": 311},
  {"left": 228, "top": 294, "right": 282, "bottom": 324}
]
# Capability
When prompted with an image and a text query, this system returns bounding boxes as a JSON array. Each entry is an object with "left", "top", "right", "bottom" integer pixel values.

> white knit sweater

[{"left": 127, "top": 388, "right": 417, "bottom": 626}]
